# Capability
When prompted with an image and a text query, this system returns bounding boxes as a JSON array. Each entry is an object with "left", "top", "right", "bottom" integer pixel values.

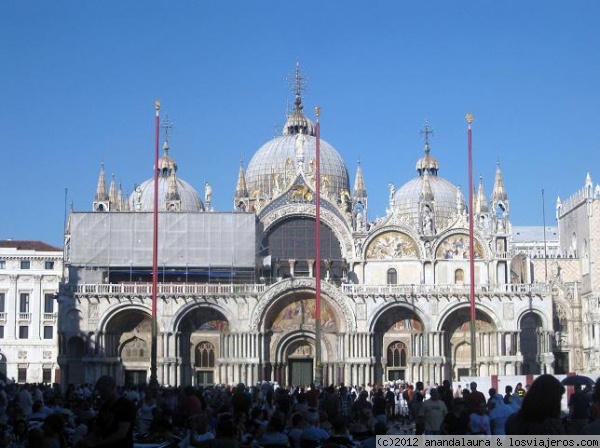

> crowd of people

[{"left": 0, "top": 374, "right": 599, "bottom": 447}]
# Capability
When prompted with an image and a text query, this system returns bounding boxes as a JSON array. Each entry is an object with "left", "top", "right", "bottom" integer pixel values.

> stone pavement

[{"left": 387, "top": 418, "right": 416, "bottom": 435}]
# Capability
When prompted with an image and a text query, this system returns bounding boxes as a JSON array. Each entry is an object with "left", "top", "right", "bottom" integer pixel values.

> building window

[
  {"left": 195, "top": 341, "right": 216, "bottom": 368},
  {"left": 387, "top": 268, "right": 398, "bottom": 285},
  {"left": 42, "top": 368, "right": 52, "bottom": 384},
  {"left": 43, "top": 326, "right": 53, "bottom": 339},
  {"left": 45, "top": 261, "right": 54, "bottom": 270},
  {"left": 19, "top": 326, "right": 28, "bottom": 339},
  {"left": 19, "top": 293, "right": 29, "bottom": 313},
  {"left": 0, "top": 260, "right": 5, "bottom": 269},
  {"left": 20, "top": 260, "right": 31, "bottom": 269},
  {"left": 18, "top": 368, "right": 27, "bottom": 383},
  {"left": 0, "top": 293, "right": 4, "bottom": 313},
  {"left": 44, "top": 294, "right": 54, "bottom": 314},
  {"left": 387, "top": 341, "right": 408, "bottom": 367},
  {"left": 0, "top": 326, "right": 4, "bottom": 339}
]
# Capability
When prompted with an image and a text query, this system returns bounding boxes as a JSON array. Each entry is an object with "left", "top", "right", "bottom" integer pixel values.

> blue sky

[{"left": 2, "top": 1, "right": 600, "bottom": 247}]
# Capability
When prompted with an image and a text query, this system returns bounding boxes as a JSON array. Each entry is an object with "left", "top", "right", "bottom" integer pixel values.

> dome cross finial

[
  {"left": 287, "top": 61, "right": 308, "bottom": 111},
  {"left": 420, "top": 121, "right": 434, "bottom": 150},
  {"left": 161, "top": 113, "right": 174, "bottom": 144}
]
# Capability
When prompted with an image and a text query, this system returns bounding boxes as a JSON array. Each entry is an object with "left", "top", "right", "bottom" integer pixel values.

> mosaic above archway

[
  {"left": 272, "top": 299, "right": 337, "bottom": 332},
  {"left": 376, "top": 307, "right": 424, "bottom": 332},
  {"left": 180, "top": 308, "right": 229, "bottom": 332},
  {"left": 198, "top": 309, "right": 230, "bottom": 331},
  {"left": 436, "top": 234, "right": 484, "bottom": 259},
  {"left": 366, "top": 231, "right": 418, "bottom": 260}
]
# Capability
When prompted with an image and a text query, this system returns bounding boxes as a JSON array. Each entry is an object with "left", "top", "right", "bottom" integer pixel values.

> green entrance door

[
  {"left": 125, "top": 370, "right": 147, "bottom": 386},
  {"left": 289, "top": 359, "right": 313, "bottom": 387}
]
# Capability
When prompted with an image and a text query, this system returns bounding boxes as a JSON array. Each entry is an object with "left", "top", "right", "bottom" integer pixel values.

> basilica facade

[{"left": 56, "top": 72, "right": 600, "bottom": 388}]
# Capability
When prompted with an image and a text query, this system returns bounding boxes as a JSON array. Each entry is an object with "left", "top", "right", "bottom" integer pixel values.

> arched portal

[
  {"left": 520, "top": 312, "right": 543, "bottom": 374},
  {"left": 440, "top": 308, "right": 496, "bottom": 381},
  {"left": 263, "top": 292, "right": 340, "bottom": 387},
  {"left": 372, "top": 306, "right": 424, "bottom": 384},
  {"left": 105, "top": 310, "right": 153, "bottom": 386},
  {"left": 178, "top": 307, "right": 229, "bottom": 387}
]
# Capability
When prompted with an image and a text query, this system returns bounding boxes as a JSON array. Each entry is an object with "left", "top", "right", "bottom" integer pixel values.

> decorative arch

[
  {"left": 363, "top": 229, "right": 421, "bottom": 260},
  {"left": 516, "top": 308, "right": 550, "bottom": 331},
  {"left": 437, "top": 302, "right": 502, "bottom": 332},
  {"left": 435, "top": 233, "right": 484, "bottom": 260},
  {"left": 272, "top": 329, "right": 333, "bottom": 364},
  {"left": 249, "top": 278, "right": 355, "bottom": 332},
  {"left": 259, "top": 203, "right": 354, "bottom": 258},
  {"left": 97, "top": 303, "right": 153, "bottom": 334},
  {"left": 368, "top": 302, "right": 430, "bottom": 333},
  {"left": 171, "top": 301, "right": 233, "bottom": 334}
]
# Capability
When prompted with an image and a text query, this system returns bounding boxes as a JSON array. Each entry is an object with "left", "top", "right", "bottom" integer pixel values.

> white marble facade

[{"left": 55, "top": 79, "right": 600, "bottom": 388}]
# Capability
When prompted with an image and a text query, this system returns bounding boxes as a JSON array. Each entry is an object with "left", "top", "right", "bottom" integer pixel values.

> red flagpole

[
  {"left": 314, "top": 106, "right": 322, "bottom": 387},
  {"left": 466, "top": 113, "right": 477, "bottom": 377},
  {"left": 150, "top": 100, "right": 160, "bottom": 387}
]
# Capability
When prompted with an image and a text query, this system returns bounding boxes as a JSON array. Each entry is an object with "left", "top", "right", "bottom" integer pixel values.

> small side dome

[
  {"left": 128, "top": 142, "right": 204, "bottom": 212},
  {"left": 393, "top": 122, "right": 462, "bottom": 228}
]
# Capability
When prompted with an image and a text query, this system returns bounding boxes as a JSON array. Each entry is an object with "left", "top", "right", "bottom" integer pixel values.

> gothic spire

[
  {"left": 476, "top": 176, "right": 488, "bottom": 213},
  {"left": 491, "top": 162, "right": 508, "bottom": 203},
  {"left": 353, "top": 160, "right": 367, "bottom": 199},
  {"left": 235, "top": 160, "right": 248, "bottom": 198},
  {"left": 108, "top": 174, "right": 117, "bottom": 207},
  {"left": 94, "top": 163, "right": 109, "bottom": 202}
]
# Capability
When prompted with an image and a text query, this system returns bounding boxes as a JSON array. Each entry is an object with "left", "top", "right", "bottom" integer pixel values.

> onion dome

[
  {"left": 393, "top": 123, "right": 462, "bottom": 229},
  {"left": 129, "top": 141, "right": 204, "bottom": 212}
]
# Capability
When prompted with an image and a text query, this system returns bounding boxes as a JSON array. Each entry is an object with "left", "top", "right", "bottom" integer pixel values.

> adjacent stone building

[{"left": 0, "top": 240, "right": 62, "bottom": 383}]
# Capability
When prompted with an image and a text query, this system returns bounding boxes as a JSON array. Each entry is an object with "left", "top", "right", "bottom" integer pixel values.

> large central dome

[
  {"left": 246, "top": 134, "right": 349, "bottom": 200},
  {"left": 245, "top": 79, "right": 349, "bottom": 200}
]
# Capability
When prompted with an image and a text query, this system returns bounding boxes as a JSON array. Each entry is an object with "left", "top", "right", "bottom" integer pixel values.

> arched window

[
  {"left": 387, "top": 341, "right": 407, "bottom": 367},
  {"left": 195, "top": 341, "right": 216, "bottom": 387},
  {"left": 387, "top": 268, "right": 398, "bottom": 285},
  {"left": 195, "top": 341, "right": 216, "bottom": 368},
  {"left": 454, "top": 269, "right": 464, "bottom": 284}
]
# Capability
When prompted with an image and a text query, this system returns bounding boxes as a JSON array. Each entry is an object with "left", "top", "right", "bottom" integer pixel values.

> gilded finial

[
  {"left": 465, "top": 113, "right": 474, "bottom": 125},
  {"left": 155, "top": 100, "right": 161, "bottom": 111},
  {"left": 315, "top": 106, "right": 321, "bottom": 118}
]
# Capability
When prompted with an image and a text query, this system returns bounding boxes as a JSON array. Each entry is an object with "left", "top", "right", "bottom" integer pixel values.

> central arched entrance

[{"left": 263, "top": 293, "right": 341, "bottom": 387}]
